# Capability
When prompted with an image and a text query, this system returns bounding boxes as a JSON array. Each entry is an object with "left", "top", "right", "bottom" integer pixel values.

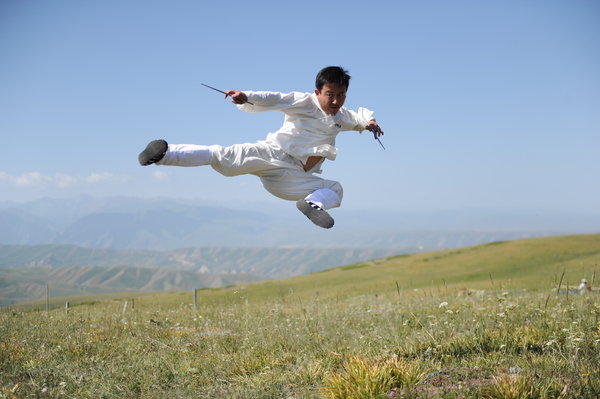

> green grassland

[{"left": 1, "top": 234, "right": 599, "bottom": 398}]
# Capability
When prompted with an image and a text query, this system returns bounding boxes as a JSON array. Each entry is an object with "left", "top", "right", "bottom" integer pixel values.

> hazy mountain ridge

[
  {"left": 0, "top": 244, "right": 403, "bottom": 305},
  {"left": 1, "top": 196, "right": 597, "bottom": 250},
  {"left": 0, "top": 198, "right": 278, "bottom": 249},
  {"left": 0, "top": 244, "right": 400, "bottom": 278}
]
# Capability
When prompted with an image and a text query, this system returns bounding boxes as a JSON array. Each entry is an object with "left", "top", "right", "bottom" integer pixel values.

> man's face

[{"left": 315, "top": 83, "right": 347, "bottom": 115}]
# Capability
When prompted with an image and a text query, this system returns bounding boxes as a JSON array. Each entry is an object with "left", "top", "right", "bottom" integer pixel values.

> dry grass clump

[{"left": 322, "top": 356, "right": 428, "bottom": 399}]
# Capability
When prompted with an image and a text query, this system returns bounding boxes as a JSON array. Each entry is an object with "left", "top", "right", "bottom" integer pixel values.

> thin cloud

[
  {"left": 55, "top": 173, "right": 77, "bottom": 188},
  {"left": 11, "top": 172, "right": 52, "bottom": 188},
  {"left": 152, "top": 171, "right": 169, "bottom": 181},
  {"left": 84, "top": 172, "right": 115, "bottom": 183},
  {"left": 0, "top": 171, "right": 118, "bottom": 188}
]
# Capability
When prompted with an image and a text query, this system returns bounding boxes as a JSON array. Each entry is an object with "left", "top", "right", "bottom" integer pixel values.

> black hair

[{"left": 315, "top": 66, "right": 351, "bottom": 91}]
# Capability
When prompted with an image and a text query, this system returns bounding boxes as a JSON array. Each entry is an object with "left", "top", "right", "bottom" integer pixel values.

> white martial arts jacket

[{"left": 238, "top": 91, "right": 375, "bottom": 169}]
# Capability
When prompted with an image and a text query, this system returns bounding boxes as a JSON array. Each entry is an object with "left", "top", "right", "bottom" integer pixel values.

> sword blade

[
  {"left": 201, "top": 83, "right": 253, "bottom": 105},
  {"left": 201, "top": 83, "right": 228, "bottom": 95}
]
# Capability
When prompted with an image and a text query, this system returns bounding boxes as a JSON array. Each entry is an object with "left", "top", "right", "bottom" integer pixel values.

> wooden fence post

[
  {"left": 193, "top": 288, "right": 198, "bottom": 312},
  {"left": 65, "top": 301, "right": 70, "bottom": 314},
  {"left": 45, "top": 283, "right": 49, "bottom": 313}
]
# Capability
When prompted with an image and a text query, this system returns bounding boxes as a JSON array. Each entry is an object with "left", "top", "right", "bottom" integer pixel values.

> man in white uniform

[{"left": 138, "top": 66, "right": 384, "bottom": 228}]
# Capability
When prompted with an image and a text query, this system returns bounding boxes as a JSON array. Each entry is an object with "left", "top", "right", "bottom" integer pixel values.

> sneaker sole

[
  {"left": 296, "top": 200, "right": 334, "bottom": 229},
  {"left": 139, "top": 139, "right": 168, "bottom": 166}
]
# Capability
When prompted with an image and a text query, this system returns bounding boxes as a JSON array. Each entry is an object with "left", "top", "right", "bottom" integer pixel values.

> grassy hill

[
  {"left": 194, "top": 233, "right": 599, "bottom": 305},
  {"left": 14, "top": 234, "right": 599, "bottom": 310},
  {"left": 0, "top": 265, "right": 264, "bottom": 306}
]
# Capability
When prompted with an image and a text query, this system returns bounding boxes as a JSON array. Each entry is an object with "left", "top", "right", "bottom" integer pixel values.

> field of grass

[{"left": 1, "top": 234, "right": 599, "bottom": 398}]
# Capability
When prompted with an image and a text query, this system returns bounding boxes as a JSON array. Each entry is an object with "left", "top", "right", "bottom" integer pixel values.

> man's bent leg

[
  {"left": 295, "top": 188, "right": 340, "bottom": 229},
  {"left": 304, "top": 188, "right": 341, "bottom": 210},
  {"left": 295, "top": 199, "right": 335, "bottom": 229},
  {"left": 259, "top": 171, "right": 343, "bottom": 229}
]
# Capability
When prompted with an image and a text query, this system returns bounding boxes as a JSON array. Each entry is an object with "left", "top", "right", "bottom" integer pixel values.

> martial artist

[{"left": 138, "top": 66, "right": 384, "bottom": 228}]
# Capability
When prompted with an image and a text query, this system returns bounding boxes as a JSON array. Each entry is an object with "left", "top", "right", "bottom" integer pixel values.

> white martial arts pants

[{"left": 158, "top": 141, "right": 343, "bottom": 210}]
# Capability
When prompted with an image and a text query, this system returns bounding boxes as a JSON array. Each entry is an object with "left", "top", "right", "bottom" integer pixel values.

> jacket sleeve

[
  {"left": 344, "top": 107, "right": 375, "bottom": 132},
  {"left": 237, "top": 91, "right": 311, "bottom": 113}
]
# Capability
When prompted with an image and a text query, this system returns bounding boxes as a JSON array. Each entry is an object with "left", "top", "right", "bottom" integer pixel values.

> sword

[{"left": 201, "top": 83, "right": 254, "bottom": 105}]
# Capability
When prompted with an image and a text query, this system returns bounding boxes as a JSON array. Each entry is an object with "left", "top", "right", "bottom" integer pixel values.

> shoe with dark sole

[
  {"left": 296, "top": 199, "right": 334, "bottom": 229},
  {"left": 139, "top": 139, "right": 168, "bottom": 166}
]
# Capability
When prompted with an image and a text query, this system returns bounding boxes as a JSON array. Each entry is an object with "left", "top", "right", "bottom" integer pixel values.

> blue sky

[{"left": 1, "top": 0, "right": 599, "bottom": 213}]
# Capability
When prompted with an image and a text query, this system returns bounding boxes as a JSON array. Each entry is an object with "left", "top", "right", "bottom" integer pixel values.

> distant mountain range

[
  {"left": 0, "top": 244, "right": 400, "bottom": 278},
  {"left": 0, "top": 245, "right": 399, "bottom": 305},
  {"left": 1, "top": 196, "right": 597, "bottom": 305},
  {"left": 1, "top": 195, "right": 597, "bottom": 250}
]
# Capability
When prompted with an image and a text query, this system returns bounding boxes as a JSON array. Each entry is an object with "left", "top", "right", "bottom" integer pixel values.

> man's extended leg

[
  {"left": 138, "top": 140, "right": 215, "bottom": 167},
  {"left": 139, "top": 140, "right": 284, "bottom": 174},
  {"left": 159, "top": 143, "right": 215, "bottom": 166}
]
